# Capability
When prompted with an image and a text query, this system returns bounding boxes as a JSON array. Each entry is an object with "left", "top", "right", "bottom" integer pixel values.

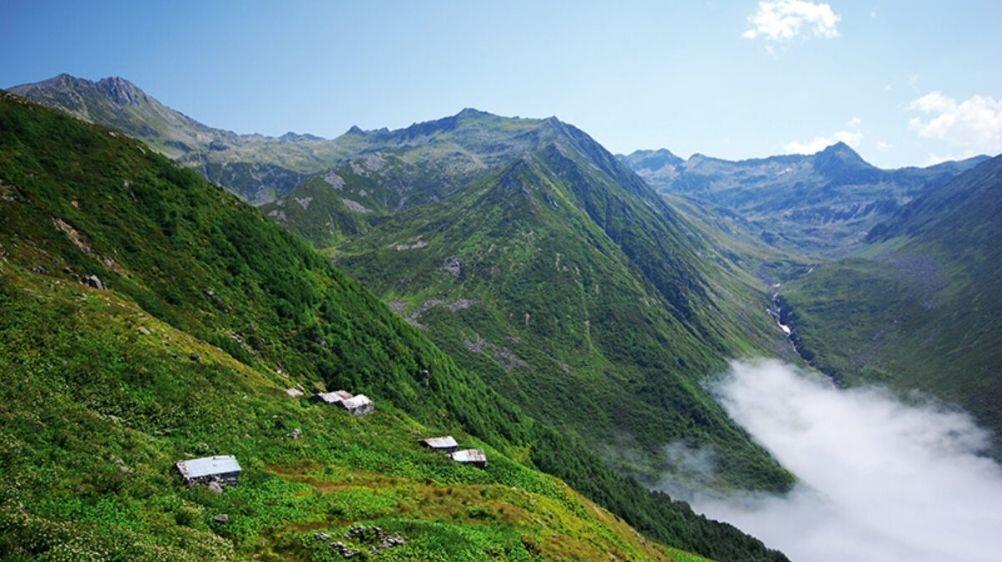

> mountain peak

[
  {"left": 813, "top": 141, "right": 872, "bottom": 171},
  {"left": 620, "top": 148, "right": 685, "bottom": 172},
  {"left": 95, "top": 76, "right": 148, "bottom": 105},
  {"left": 455, "top": 107, "right": 492, "bottom": 119},
  {"left": 820, "top": 141, "right": 855, "bottom": 155},
  {"left": 11, "top": 73, "right": 152, "bottom": 107}
]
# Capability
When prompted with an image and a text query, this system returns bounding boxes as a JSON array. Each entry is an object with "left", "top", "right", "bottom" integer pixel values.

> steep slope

[
  {"left": 780, "top": 155, "right": 1002, "bottom": 448},
  {"left": 264, "top": 110, "right": 794, "bottom": 492},
  {"left": 619, "top": 144, "right": 987, "bottom": 256},
  {"left": 0, "top": 92, "right": 788, "bottom": 561},
  {"left": 9, "top": 74, "right": 352, "bottom": 203}
]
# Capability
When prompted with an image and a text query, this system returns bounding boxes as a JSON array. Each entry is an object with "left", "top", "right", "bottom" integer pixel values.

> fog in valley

[{"left": 684, "top": 360, "right": 1002, "bottom": 562}]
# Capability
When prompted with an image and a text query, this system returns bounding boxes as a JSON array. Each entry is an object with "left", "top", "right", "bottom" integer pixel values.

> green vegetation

[
  {"left": 261, "top": 111, "right": 794, "bottom": 493},
  {"left": 782, "top": 157, "right": 1002, "bottom": 453},
  {"left": 0, "top": 93, "right": 787, "bottom": 560}
]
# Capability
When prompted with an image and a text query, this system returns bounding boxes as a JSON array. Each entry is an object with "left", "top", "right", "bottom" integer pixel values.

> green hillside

[
  {"left": 262, "top": 111, "right": 793, "bottom": 492},
  {"left": 781, "top": 156, "right": 1002, "bottom": 449},
  {"left": 0, "top": 92, "right": 787, "bottom": 561}
]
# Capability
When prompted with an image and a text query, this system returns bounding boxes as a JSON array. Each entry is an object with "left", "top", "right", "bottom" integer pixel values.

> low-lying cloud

[{"left": 693, "top": 359, "right": 1002, "bottom": 562}]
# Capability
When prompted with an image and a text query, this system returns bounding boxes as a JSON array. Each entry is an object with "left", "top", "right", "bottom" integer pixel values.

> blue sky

[{"left": 2, "top": 0, "right": 1000, "bottom": 167}]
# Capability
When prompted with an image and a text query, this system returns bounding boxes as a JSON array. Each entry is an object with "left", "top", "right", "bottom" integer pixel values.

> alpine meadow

[{"left": 2, "top": 2, "right": 1001, "bottom": 561}]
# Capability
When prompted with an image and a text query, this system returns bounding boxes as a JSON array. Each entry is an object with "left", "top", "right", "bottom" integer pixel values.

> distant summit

[
  {"left": 9, "top": 73, "right": 223, "bottom": 158},
  {"left": 812, "top": 141, "right": 873, "bottom": 175},
  {"left": 618, "top": 142, "right": 986, "bottom": 255},
  {"left": 8, "top": 73, "right": 345, "bottom": 203}
]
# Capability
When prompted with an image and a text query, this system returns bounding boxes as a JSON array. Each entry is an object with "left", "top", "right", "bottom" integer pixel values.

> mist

[{"left": 692, "top": 359, "right": 1002, "bottom": 562}]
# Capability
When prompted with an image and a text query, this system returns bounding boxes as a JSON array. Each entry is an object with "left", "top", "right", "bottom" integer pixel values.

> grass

[{"left": 0, "top": 264, "right": 702, "bottom": 561}]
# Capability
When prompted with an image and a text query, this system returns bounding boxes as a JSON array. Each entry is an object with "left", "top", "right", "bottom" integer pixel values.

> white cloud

[
  {"left": 742, "top": 1, "right": 841, "bottom": 41},
  {"left": 692, "top": 360, "right": 1002, "bottom": 562},
  {"left": 907, "top": 92, "right": 1002, "bottom": 155},
  {"left": 876, "top": 140, "right": 893, "bottom": 152},
  {"left": 847, "top": 116, "right": 862, "bottom": 128},
  {"left": 784, "top": 129, "right": 863, "bottom": 154}
]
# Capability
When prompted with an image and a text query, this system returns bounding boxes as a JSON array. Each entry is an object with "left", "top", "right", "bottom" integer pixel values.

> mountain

[
  {"left": 618, "top": 143, "right": 988, "bottom": 256},
  {"left": 9, "top": 74, "right": 353, "bottom": 204},
  {"left": 0, "top": 91, "right": 789, "bottom": 561},
  {"left": 779, "top": 155, "right": 1002, "bottom": 450},
  {"left": 261, "top": 108, "right": 798, "bottom": 492},
  {"left": 620, "top": 148, "right": 687, "bottom": 188}
]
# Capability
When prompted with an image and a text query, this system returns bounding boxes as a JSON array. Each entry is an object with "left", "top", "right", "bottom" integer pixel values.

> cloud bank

[
  {"left": 908, "top": 92, "right": 1002, "bottom": 158},
  {"left": 693, "top": 359, "right": 1002, "bottom": 562},
  {"left": 742, "top": 1, "right": 840, "bottom": 42}
]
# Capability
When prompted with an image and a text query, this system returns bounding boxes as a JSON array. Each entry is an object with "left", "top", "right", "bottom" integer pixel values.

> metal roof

[
  {"left": 423, "top": 436, "right": 458, "bottom": 449},
  {"left": 314, "top": 391, "right": 345, "bottom": 404},
  {"left": 449, "top": 449, "right": 487, "bottom": 464},
  {"left": 176, "top": 455, "right": 241, "bottom": 479},
  {"left": 342, "top": 394, "right": 372, "bottom": 408}
]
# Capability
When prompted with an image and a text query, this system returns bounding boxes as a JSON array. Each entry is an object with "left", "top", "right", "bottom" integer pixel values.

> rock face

[{"left": 83, "top": 275, "right": 105, "bottom": 290}]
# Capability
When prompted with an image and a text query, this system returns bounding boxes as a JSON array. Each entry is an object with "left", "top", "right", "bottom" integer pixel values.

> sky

[{"left": 2, "top": 0, "right": 1001, "bottom": 167}]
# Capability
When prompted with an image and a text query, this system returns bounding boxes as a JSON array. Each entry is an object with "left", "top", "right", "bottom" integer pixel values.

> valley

[
  {"left": 4, "top": 67, "right": 1000, "bottom": 562},
  {"left": 0, "top": 91, "right": 788, "bottom": 561}
]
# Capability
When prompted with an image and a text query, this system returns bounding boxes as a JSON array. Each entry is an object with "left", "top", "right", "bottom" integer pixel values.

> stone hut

[
  {"left": 310, "top": 390, "right": 353, "bottom": 405},
  {"left": 421, "top": 436, "right": 459, "bottom": 453},
  {"left": 449, "top": 448, "right": 488, "bottom": 468},
  {"left": 340, "top": 394, "right": 374, "bottom": 416},
  {"left": 176, "top": 455, "right": 241, "bottom": 486}
]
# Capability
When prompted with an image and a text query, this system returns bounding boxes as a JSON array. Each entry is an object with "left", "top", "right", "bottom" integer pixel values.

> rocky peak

[
  {"left": 96, "top": 76, "right": 148, "bottom": 106},
  {"left": 813, "top": 141, "right": 872, "bottom": 173}
]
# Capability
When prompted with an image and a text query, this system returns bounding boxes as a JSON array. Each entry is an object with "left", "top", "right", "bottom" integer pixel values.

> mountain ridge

[
  {"left": 260, "top": 100, "right": 797, "bottom": 493},
  {"left": 618, "top": 143, "right": 989, "bottom": 256},
  {"left": 780, "top": 154, "right": 1002, "bottom": 453},
  {"left": 0, "top": 90, "right": 788, "bottom": 561}
]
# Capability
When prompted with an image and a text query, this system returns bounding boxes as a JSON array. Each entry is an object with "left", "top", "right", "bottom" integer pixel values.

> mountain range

[
  {"left": 0, "top": 89, "right": 786, "bottom": 561},
  {"left": 5, "top": 72, "right": 1001, "bottom": 560},
  {"left": 780, "top": 154, "right": 1002, "bottom": 449},
  {"left": 9, "top": 74, "right": 348, "bottom": 204},
  {"left": 621, "top": 142, "right": 1002, "bottom": 449},
  {"left": 619, "top": 144, "right": 988, "bottom": 256},
  {"left": 12, "top": 74, "right": 802, "bottom": 489}
]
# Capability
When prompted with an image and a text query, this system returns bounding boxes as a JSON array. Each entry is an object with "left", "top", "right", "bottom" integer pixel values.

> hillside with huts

[{"left": 0, "top": 92, "right": 787, "bottom": 561}]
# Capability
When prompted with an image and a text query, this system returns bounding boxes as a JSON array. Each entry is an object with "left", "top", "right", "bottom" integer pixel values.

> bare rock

[
  {"left": 83, "top": 274, "right": 105, "bottom": 290},
  {"left": 443, "top": 257, "right": 462, "bottom": 278}
]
